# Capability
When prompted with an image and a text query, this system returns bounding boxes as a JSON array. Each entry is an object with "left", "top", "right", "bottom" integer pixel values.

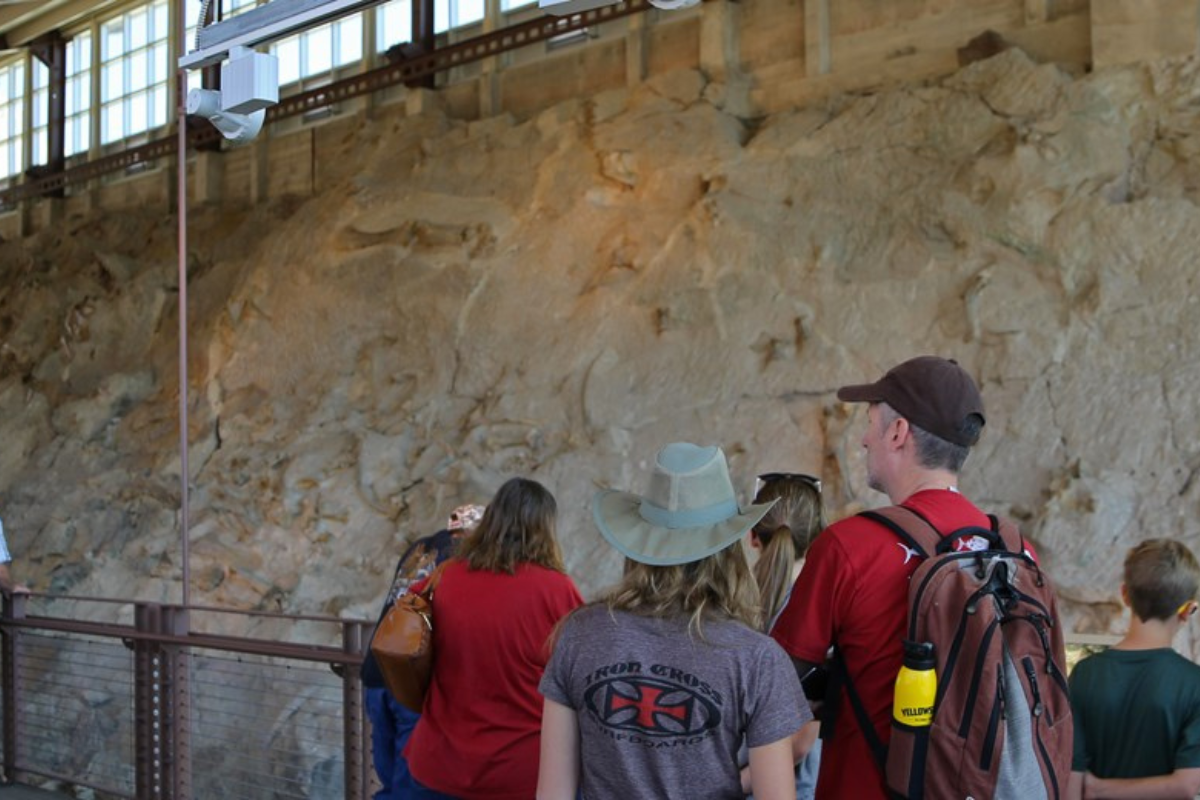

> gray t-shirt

[{"left": 540, "top": 605, "right": 811, "bottom": 799}]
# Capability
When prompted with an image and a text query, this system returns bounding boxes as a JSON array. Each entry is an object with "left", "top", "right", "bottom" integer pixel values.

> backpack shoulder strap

[
  {"left": 992, "top": 515, "right": 1027, "bottom": 556},
  {"left": 828, "top": 646, "right": 889, "bottom": 773},
  {"left": 859, "top": 506, "right": 943, "bottom": 560}
]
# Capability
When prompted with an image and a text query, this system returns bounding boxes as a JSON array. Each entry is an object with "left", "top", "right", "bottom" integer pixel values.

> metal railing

[
  {"left": 0, "top": 591, "right": 1136, "bottom": 798},
  {"left": 0, "top": 593, "right": 375, "bottom": 799}
]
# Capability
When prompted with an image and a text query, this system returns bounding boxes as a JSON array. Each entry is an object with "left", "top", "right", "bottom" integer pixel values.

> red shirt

[
  {"left": 772, "top": 489, "right": 1006, "bottom": 800},
  {"left": 405, "top": 560, "right": 583, "bottom": 799}
]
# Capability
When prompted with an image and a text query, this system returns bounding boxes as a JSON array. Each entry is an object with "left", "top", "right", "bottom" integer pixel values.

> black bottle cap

[{"left": 902, "top": 639, "right": 936, "bottom": 670}]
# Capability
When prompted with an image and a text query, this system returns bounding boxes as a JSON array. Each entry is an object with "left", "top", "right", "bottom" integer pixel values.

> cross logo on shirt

[
  {"left": 608, "top": 684, "right": 691, "bottom": 730},
  {"left": 584, "top": 673, "right": 721, "bottom": 738}
]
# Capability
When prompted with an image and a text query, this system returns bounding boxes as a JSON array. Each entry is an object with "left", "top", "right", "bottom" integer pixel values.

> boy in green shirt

[{"left": 1069, "top": 538, "right": 1200, "bottom": 800}]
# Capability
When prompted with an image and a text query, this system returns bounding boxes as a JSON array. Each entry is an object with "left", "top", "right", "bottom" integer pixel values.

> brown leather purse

[{"left": 369, "top": 561, "right": 449, "bottom": 713}]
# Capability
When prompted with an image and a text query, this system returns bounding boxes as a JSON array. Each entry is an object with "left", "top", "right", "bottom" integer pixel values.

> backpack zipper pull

[
  {"left": 1030, "top": 614, "right": 1056, "bottom": 676},
  {"left": 1022, "top": 656, "right": 1045, "bottom": 720}
]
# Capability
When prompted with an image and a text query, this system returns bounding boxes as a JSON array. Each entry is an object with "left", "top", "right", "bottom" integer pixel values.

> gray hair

[{"left": 880, "top": 403, "right": 977, "bottom": 473}]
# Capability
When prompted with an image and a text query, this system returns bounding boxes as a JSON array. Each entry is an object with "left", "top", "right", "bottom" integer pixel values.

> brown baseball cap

[{"left": 837, "top": 356, "right": 985, "bottom": 447}]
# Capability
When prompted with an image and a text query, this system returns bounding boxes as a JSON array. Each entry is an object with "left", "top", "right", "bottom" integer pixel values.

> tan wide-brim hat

[{"left": 593, "top": 442, "right": 775, "bottom": 566}]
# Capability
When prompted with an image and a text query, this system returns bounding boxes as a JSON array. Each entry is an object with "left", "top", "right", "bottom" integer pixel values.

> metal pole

[
  {"left": 176, "top": 0, "right": 191, "bottom": 611},
  {"left": 342, "top": 622, "right": 368, "bottom": 799},
  {"left": 1, "top": 593, "right": 26, "bottom": 783}
]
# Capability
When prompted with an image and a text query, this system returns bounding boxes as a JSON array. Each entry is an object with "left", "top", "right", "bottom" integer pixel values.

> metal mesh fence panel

[
  {"left": 190, "top": 650, "right": 347, "bottom": 799},
  {"left": 13, "top": 630, "right": 136, "bottom": 796}
]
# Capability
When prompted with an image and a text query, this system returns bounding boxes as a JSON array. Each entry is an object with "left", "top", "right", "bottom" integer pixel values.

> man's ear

[
  {"left": 1120, "top": 583, "right": 1130, "bottom": 608},
  {"left": 889, "top": 415, "right": 911, "bottom": 449}
]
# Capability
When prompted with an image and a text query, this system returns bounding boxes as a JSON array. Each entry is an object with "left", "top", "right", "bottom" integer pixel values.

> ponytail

[
  {"left": 749, "top": 474, "right": 826, "bottom": 632},
  {"left": 754, "top": 525, "right": 797, "bottom": 632}
]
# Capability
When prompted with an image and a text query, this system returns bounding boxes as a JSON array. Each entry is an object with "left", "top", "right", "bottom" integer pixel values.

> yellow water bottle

[{"left": 893, "top": 640, "right": 937, "bottom": 726}]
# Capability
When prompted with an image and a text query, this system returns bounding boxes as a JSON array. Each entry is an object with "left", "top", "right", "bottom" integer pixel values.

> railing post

[
  {"left": 162, "top": 605, "right": 192, "bottom": 800},
  {"left": 134, "top": 603, "right": 167, "bottom": 799},
  {"left": 343, "top": 621, "right": 368, "bottom": 800},
  {"left": 135, "top": 604, "right": 163, "bottom": 796},
  {"left": 1, "top": 592, "right": 27, "bottom": 782},
  {"left": 134, "top": 603, "right": 192, "bottom": 799}
]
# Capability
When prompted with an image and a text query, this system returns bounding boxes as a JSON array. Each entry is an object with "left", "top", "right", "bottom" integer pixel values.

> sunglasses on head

[{"left": 756, "top": 472, "right": 823, "bottom": 494}]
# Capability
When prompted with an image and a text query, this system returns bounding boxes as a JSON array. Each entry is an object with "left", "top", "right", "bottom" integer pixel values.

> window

[
  {"left": 66, "top": 32, "right": 93, "bottom": 158},
  {"left": 272, "top": 13, "right": 362, "bottom": 86},
  {"left": 376, "top": 0, "right": 484, "bottom": 51},
  {"left": 433, "top": 0, "right": 484, "bottom": 32},
  {"left": 376, "top": 0, "right": 413, "bottom": 52},
  {"left": 501, "top": 0, "right": 538, "bottom": 11},
  {"left": 0, "top": 60, "right": 24, "bottom": 180},
  {"left": 100, "top": 1, "right": 171, "bottom": 145},
  {"left": 184, "top": 0, "right": 260, "bottom": 54},
  {"left": 225, "top": 0, "right": 260, "bottom": 15},
  {"left": 30, "top": 60, "right": 48, "bottom": 166},
  {"left": 184, "top": 0, "right": 204, "bottom": 94}
]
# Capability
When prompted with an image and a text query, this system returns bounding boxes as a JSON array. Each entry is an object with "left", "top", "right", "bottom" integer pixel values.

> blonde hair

[
  {"left": 1124, "top": 538, "right": 1200, "bottom": 622},
  {"left": 751, "top": 476, "right": 826, "bottom": 631},
  {"left": 602, "top": 545, "right": 761, "bottom": 637},
  {"left": 456, "top": 478, "right": 566, "bottom": 574}
]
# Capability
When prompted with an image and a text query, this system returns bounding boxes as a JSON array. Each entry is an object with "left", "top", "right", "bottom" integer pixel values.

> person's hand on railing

[{"left": 0, "top": 561, "right": 26, "bottom": 596}]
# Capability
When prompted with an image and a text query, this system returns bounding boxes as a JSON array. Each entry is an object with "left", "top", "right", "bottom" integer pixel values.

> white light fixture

[
  {"left": 185, "top": 46, "right": 278, "bottom": 144},
  {"left": 179, "top": 0, "right": 377, "bottom": 142}
]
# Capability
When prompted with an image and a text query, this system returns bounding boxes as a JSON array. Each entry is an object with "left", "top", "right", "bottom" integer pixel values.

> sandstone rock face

[{"left": 1, "top": 49, "right": 1199, "bottom": 656}]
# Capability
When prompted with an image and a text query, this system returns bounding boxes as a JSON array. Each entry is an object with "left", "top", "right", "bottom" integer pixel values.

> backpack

[{"left": 839, "top": 507, "right": 1072, "bottom": 800}]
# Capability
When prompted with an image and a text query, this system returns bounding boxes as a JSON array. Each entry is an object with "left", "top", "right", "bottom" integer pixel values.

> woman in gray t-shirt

[{"left": 537, "top": 443, "right": 813, "bottom": 800}]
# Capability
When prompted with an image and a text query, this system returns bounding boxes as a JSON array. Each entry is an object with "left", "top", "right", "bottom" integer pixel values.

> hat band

[{"left": 638, "top": 497, "right": 739, "bottom": 529}]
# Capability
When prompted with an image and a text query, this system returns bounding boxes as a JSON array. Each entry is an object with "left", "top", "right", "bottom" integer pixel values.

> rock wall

[{"left": 2, "top": 48, "right": 1199, "bottom": 653}]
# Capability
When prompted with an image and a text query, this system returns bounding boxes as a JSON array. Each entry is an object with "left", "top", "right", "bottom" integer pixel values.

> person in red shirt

[
  {"left": 400, "top": 478, "right": 583, "bottom": 799},
  {"left": 771, "top": 355, "right": 994, "bottom": 800}
]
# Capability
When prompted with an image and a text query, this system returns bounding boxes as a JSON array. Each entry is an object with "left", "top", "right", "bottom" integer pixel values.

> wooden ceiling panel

[{"left": 0, "top": 0, "right": 125, "bottom": 47}]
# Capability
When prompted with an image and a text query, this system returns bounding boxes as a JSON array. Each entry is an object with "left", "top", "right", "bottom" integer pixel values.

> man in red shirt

[{"left": 771, "top": 356, "right": 991, "bottom": 800}]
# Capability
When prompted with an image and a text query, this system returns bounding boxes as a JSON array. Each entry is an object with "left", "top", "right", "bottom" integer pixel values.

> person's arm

[
  {"left": 1084, "top": 768, "right": 1200, "bottom": 799},
  {"left": 746, "top": 738, "right": 797, "bottom": 800},
  {"left": 1068, "top": 770, "right": 1084, "bottom": 800},
  {"left": 792, "top": 719, "right": 819, "bottom": 761},
  {"left": 0, "top": 563, "right": 28, "bottom": 595},
  {"left": 536, "top": 698, "right": 580, "bottom": 800},
  {"left": 741, "top": 719, "right": 821, "bottom": 792}
]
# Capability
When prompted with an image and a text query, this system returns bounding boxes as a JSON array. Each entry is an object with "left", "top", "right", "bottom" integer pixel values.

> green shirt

[{"left": 1070, "top": 647, "right": 1200, "bottom": 778}]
